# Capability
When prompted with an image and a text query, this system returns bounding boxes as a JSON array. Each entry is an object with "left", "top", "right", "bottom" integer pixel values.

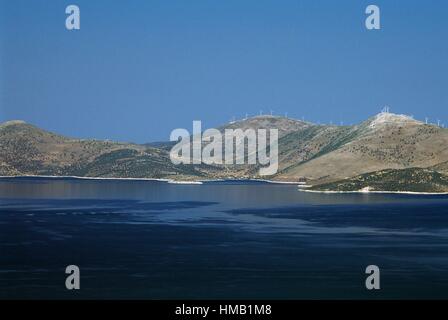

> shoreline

[
  {"left": 2, "top": 175, "right": 448, "bottom": 194},
  {"left": 198, "top": 178, "right": 302, "bottom": 185},
  {"left": 300, "top": 188, "right": 448, "bottom": 195},
  {"left": 0, "top": 174, "right": 300, "bottom": 185},
  {"left": 0, "top": 174, "right": 178, "bottom": 183}
]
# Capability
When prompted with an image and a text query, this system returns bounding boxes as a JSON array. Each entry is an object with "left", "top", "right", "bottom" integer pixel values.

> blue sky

[{"left": 1, "top": 0, "right": 447, "bottom": 142}]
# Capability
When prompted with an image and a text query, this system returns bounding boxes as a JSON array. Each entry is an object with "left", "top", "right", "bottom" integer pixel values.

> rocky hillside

[
  {"left": 2, "top": 112, "right": 448, "bottom": 192},
  {"left": 275, "top": 113, "right": 448, "bottom": 184},
  {"left": 220, "top": 115, "right": 311, "bottom": 138},
  {"left": 309, "top": 168, "right": 448, "bottom": 193},
  {"left": 0, "top": 120, "right": 205, "bottom": 179}
]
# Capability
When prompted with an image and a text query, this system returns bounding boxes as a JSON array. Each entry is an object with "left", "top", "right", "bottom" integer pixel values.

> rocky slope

[
  {"left": 2, "top": 112, "right": 448, "bottom": 192},
  {"left": 309, "top": 168, "right": 448, "bottom": 193},
  {"left": 275, "top": 113, "right": 448, "bottom": 184},
  {"left": 0, "top": 120, "right": 205, "bottom": 179},
  {"left": 220, "top": 115, "right": 311, "bottom": 138}
]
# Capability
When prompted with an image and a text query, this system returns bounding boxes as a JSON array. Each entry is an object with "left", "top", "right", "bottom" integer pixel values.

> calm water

[{"left": 1, "top": 177, "right": 448, "bottom": 299}]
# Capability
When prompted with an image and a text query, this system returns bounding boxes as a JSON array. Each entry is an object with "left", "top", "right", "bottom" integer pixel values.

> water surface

[{"left": 1, "top": 177, "right": 448, "bottom": 299}]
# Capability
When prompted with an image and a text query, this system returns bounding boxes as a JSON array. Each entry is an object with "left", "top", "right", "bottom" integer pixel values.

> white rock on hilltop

[{"left": 368, "top": 112, "right": 421, "bottom": 129}]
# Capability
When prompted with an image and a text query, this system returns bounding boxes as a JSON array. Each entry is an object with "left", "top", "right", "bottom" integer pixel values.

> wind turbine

[
  {"left": 437, "top": 119, "right": 441, "bottom": 127},
  {"left": 425, "top": 117, "right": 429, "bottom": 124}
]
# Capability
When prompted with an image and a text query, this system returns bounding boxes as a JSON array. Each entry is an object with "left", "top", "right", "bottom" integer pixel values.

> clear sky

[{"left": 1, "top": 0, "right": 447, "bottom": 143}]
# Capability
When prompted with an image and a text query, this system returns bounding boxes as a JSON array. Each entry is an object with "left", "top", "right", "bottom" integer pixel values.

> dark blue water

[{"left": 1, "top": 177, "right": 448, "bottom": 299}]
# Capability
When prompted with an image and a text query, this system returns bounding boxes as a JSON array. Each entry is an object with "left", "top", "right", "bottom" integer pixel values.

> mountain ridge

[{"left": 2, "top": 112, "right": 448, "bottom": 192}]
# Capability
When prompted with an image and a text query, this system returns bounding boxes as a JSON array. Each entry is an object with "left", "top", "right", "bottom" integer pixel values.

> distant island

[{"left": 2, "top": 112, "right": 448, "bottom": 193}]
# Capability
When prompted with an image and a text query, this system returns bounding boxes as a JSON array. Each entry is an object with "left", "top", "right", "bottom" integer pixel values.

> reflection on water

[{"left": 1, "top": 177, "right": 448, "bottom": 299}]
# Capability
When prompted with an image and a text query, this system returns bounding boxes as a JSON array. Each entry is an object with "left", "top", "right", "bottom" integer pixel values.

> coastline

[
  {"left": 2, "top": 175, "right": 448, "bottom": 194},
  {"left": 0, "top": 175, "right": 299, "bottom": 186},
  {"left": 198, "top": 178, "right": 301, "bottom": 185},
  {"left": 0, "top": 174, "right": 176, "bottom": 183},
  {"left": 299, "top": 188, "right": 448, "bottom": 195}
]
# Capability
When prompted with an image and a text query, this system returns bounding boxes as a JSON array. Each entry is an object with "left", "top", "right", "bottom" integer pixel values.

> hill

[
  {"left": 219, "top": 115, "right": 311, "bottom": 138},
  {"left": 275, "top": 113, "right": 448, "bottom": 183},
  {"left": 0, "top": 120, "right": 204, "bottom": 179},
  {"left": 309, "top": 168, "right": 448, "bottom": 193},
  {"left": 2, "top": 112, "right": 448, "bottom": 192}
]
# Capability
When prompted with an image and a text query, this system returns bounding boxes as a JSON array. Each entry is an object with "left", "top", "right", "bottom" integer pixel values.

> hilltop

[
  {"left": 219, "top": 115, "right": 311, "bottom": 138},
  {"left": 275, "top": 112, "right": 448, "bottom": 184}
]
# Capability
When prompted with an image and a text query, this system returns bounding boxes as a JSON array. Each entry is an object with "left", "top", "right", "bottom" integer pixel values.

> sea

[{"left": 1, "top": 177, "right": 448, "bottom": 299}]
